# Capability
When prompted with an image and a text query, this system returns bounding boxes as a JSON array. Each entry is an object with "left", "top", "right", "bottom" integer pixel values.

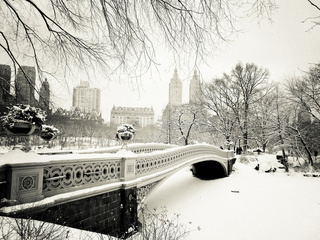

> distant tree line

[
  {"left": 1, "top": 62, "right": 320, "bottom": 170},
  {"left": 45, "top": 108, "right": 111, "bottom": 149},
  {"left": 160, "top": 62, "right": 320, "bottom": 169}
]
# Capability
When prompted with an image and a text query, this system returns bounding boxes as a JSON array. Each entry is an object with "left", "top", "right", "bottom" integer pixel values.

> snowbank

[{"left": 145, "top": 153, "right": 320, "bottom": 240}]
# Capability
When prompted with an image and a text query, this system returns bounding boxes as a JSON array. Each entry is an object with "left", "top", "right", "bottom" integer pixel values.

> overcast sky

[
  {"left": 1, "top": 0, "right": 320, "bottom": 123},
  {"left": 93, "top": 0, "right": 320, "bottom": 122}
]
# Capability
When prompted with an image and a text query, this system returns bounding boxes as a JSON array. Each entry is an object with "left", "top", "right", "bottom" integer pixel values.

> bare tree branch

[
  {"left": 308, "top": 0, "right": 320, "bottom": 11},
  {"left": 0, "top": 0, "right": 277, "bottom": 109}
]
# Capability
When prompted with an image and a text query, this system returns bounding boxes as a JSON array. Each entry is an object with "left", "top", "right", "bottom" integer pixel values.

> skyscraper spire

[
  {"left": 169, "top": 68, "right": 182, "bottom": 106},
  {"left": 189, "top": 69, "right": 201, "bottom": 104}
]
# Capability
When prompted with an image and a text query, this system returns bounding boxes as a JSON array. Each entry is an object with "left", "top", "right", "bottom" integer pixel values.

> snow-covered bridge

[{"left": 0, "top": 143, "right": 235, "bottom": 238}]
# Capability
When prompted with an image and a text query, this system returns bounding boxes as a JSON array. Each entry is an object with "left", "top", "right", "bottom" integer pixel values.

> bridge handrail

[
  {"left": 134, "top": 144, "right": 234, "bottom": 177},
  {"left": 42, "top": 155, "right": 123, "bottom": 197},
  {"left": 37, "top": 143, "right": 177, "bottom": 155}
]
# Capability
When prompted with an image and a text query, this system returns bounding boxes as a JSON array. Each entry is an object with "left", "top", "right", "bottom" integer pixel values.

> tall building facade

[
  {"left": 72, "top": 81, "right": 101, "bottom": 113},
  {"left": 0, "top": 65, "right": 51, "bottom": 115},
  {"left": 39, "top": 78, "right": 50, "bottom": 111},
  {"left": 169, "top": 68, "right": 183, "bottom": 106},
  {"left": 110, "top": 106, "right": 154, "bottom": 128},
  {"left": 162, "top": 68, "right": 204, "bottom": 144},
  {"left": 15, "top": 66, "right": 36, "bottom": 105},
  {"left": 0, "top": 64, "right": 11, "bottom": 102},
  {"left": 189, "top": 69, "right": 201, "bottom": 104}
]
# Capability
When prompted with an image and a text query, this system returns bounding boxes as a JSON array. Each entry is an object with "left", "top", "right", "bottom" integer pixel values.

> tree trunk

[
  {"left": 298, "top": 133, "right": 314, "bottom": 166},
  {"left": 243, "top": 103, "right": 249, "bottom": 152}
]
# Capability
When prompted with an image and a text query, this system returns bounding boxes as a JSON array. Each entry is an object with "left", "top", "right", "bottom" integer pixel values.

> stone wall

[
  {"left": 0, "top": 165, "right": 8, "bottom": 208},
  {"left": 17, "top": 188, "right": 138, "bottom": 238}
]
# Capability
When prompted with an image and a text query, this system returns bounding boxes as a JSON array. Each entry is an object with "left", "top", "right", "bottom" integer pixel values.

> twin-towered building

[
  {"left": 169, "top": 68, "right": 201, "bottom": 106},
  {"left": 110, "top": 68, "right": 202, "bottom": 128}
]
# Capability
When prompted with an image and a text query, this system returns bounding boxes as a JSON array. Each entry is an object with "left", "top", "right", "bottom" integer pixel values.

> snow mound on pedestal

[{"left": 115, "top": 149, "right": 136, "bottom": 157}]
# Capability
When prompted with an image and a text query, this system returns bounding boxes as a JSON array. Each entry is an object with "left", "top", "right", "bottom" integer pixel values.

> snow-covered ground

[
  {"left": 144, "top": 153, "right": 320, "bottom": 240},
  {"left": 1, "top": 153, "right": 319, "bottom": 240}
]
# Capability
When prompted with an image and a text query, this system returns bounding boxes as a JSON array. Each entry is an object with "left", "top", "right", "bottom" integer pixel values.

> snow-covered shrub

[
  {"left": 137, "top": 203, "right": 200, "bottom": 239},
  {"left": 238, "top": 155, "right": 257, "bottom": 164},
  {"left": 0, "top": 104, "right": 46, "bottom": 129},
  {"left": 0, "top": 216, "right": 69, "bottom": 240}
]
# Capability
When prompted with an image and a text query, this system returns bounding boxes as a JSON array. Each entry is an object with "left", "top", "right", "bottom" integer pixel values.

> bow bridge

[{"left": 0, "top": 143, "right": 235, "bottom": 238}]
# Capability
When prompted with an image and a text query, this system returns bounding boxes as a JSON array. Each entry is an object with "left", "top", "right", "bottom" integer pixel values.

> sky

[
  {"left": 96, "top": 0, "right": 320, "bottom": 122},
  {"left": 1, "top": 0, "right": 320, "bottom": 123}
]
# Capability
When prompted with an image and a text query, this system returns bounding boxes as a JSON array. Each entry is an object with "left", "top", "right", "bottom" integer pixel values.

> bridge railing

[
  {"left": 42, "top": 155, "right": 123, "bottom": 197},
  {"left": 37, "top": 143, "right": 177, "bottom": 155},
  {"left": 134, "top": 144, "right": 234, "bottom": 177},
  {"left": 0, "top": 149, "right": 126, "bottom": 206},
  {"left": 0, "top": 144, "right": 234, "bottom": 207}
]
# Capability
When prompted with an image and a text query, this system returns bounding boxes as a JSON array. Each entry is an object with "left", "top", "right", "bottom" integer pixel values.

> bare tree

[
  {"left": 0, "top": 1, "right": 276, "bottom": 95},
  {"left": 201, "top": 78, "right": 239, "bottom": 148},
  {"left": 161, "top": 105, "right": 177, "bottom": 144},
  {"left": 202, "top": 63, "right": 272, "bottom": 151},
  {"left": 0, "top": 216, "right": 69, "bottom": 240},
  {"left": 231, "top": 63, "right": 272, "bottom": 151},
  {"left": 287, "top": 63, "right": 320, "bottom": 121},
  {"left": 250, "top": 91, "right": 277, "bottom": 152},
  {"left": 175, "top": 104, "right": 206, "bottom": 145},
  {"left": 285, "top": 64, "right": 320, "bottom": 166},
  {"left": 272, "top": 86, "right": 291, "bottom": 171},
  {"left": 161, "top": 104, "right": 206, "bottom": 145}
]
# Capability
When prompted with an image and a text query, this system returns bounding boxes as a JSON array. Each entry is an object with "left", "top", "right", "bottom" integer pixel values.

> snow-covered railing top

[
  {"left": 134, "top": 144, "right": 234, "bottom": 177},
  {"left": 36, "top": 143, "right": 177, "bottom": 155},
  {"left": 0, "top": 144, "right": 234, "bottom": 208}
]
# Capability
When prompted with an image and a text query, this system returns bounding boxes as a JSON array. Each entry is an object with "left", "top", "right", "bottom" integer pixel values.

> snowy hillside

[
  {"left": 1, "top": 153, "right": 319, "bottom": 240},
  {"left": 145, "top": 153, "right": 320, "bottom": 240}
]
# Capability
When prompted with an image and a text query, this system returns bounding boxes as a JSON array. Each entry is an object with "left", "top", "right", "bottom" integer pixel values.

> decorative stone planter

[
  {"left": 5, "top": 121, "right": 39, "bottom": 135},
  {"left": 118, "top": 131, "right": 134, "bottom": 141},
  {"left": 118, "top": 131, "right": 134, "bottom": 149},
  {"left": 40, "top": 132, "right": 56, "bottom": 141}
]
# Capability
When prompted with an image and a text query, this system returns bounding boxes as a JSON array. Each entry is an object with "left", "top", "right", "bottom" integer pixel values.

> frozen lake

[{"left": 144, "top": 154, "right": 320, "bottom": 240}]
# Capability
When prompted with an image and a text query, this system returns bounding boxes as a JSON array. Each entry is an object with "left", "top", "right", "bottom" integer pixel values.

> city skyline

[
  {"left": 0, "top": 1, "right": 320, "bottom": 123},
  {"left": 0, "top": 64, "right": 50, "bottom": 112}
]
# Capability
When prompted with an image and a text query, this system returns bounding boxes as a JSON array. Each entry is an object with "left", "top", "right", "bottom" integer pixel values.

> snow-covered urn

[
  {"left": 0, "top": 105, "right": 59, "bottom": 152},
  {"left": 40, "top": 125, "right": 59, "bottom": 141},
  {"left": 116, "top": 124, "right": 136, "bottom": 149},
  {"left": 0, "top": 104, "right": 46, "bottom": 135}
]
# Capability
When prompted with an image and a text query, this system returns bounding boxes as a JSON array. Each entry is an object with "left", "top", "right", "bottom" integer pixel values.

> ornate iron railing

[
  {"left": 135, "top": 144, "right": 232, "bottom": 176},
  {"left": 43, "top": 158, "right": 122, "bottom": 197}
]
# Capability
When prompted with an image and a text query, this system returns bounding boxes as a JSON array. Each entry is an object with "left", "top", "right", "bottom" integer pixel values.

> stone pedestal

[
  {"left": 4, "top": 148, "right": 44, "bottom": 204},
  {"left": 120, "top": 156, "right": 136, "bottom": 181}
]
